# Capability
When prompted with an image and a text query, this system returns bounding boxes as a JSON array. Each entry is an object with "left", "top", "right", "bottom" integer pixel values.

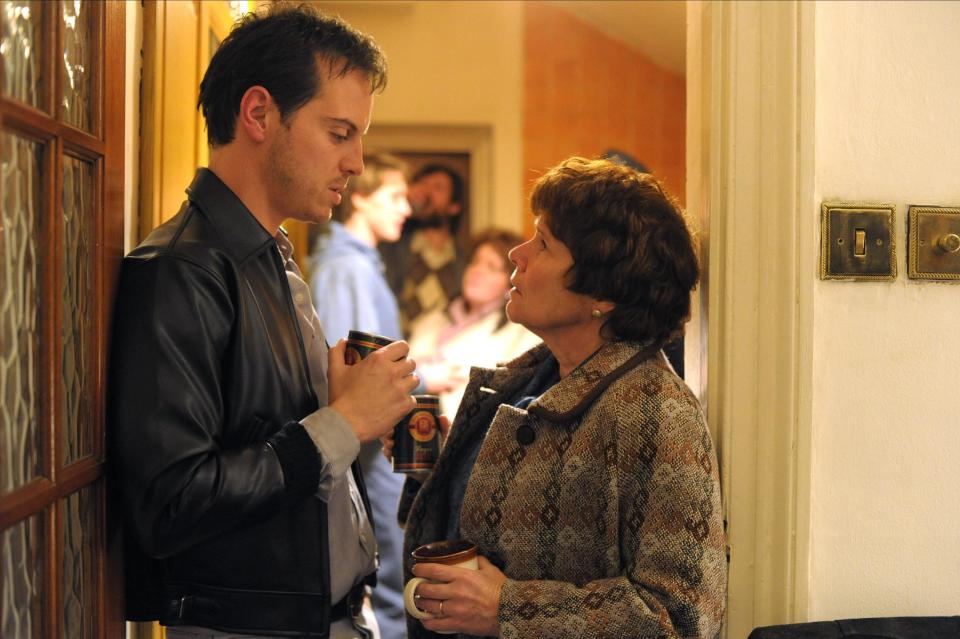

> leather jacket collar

[{"left": 186, "top": 168, "right": 277, "bottom": 263}]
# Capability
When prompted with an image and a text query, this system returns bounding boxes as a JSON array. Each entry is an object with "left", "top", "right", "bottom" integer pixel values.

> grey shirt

[
  {"left": 276, "top": 232, "right": 377, "bottom": 601},
  {"left": 276, "top": 232, "right": 377, "bottom": 592}
]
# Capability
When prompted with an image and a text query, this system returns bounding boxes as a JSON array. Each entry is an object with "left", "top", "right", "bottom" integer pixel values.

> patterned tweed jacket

[{"left": 398, "top": 341, "right": 727, "bottom": 639}]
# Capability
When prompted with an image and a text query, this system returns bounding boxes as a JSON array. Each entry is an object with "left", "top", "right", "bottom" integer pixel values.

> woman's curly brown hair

[{"left": 530, "top": 156, "right": 699, "bottom": 348}]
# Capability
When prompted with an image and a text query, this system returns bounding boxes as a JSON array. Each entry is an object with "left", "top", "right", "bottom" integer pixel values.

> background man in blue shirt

[{"left": 310, "top": 153, "right": 419, "bottom": 638}]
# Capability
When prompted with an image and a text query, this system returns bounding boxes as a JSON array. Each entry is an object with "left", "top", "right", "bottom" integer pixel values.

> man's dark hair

[
  {"left": 198, "top": 3, "right": 387, "bottom": 147},
  {"left": 530, "top": 156, "right": 700, "bottom": 349},
  {"left": 411, "top": 164, "right": 465, "bottom": 206}
]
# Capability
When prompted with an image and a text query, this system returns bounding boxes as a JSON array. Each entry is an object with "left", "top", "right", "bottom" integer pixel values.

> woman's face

[
  {"left": 462, "top": 243, "right": 511, "bottom": 309},
  {"left": 506, "top": 216, "right": 601, "bottom": 340}
]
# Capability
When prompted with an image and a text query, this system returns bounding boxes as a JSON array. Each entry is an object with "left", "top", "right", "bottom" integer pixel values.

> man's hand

[{"left": 328, "top": 339, "right": 419, "bottom": 442}]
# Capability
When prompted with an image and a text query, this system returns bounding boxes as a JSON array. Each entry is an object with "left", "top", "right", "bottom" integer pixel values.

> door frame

[{"left": 687, "top": 1, "right": 816, "bottom": 636}]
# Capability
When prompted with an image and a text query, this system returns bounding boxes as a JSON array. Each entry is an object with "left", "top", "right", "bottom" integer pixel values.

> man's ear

[
  {"left": 445, "top": 202, "right": 462, "bottom": 216},
  {"left": 236, "top": 86, "right": 273, "bottom": 144},
  {"left": 350, "top": 191, "right": 368, "bottom": 213}
]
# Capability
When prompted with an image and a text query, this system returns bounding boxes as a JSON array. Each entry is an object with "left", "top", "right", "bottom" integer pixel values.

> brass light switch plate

[
  {"left": 820, "top": 202, "right": 896, "bottom": 280},
  {"left": 908, "top": 206, "right": 960, "bottom": 280}
]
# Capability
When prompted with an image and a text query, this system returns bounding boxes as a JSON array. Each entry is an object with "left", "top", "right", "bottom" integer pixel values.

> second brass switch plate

[
  {"left": 820, "top": 202, "right": 896, "bottom": 280},
  {"left": 907, "top": 206, "right": 960, "bottom": 280}
]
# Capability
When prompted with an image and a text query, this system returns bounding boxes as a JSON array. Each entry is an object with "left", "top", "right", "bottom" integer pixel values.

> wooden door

[
  {"left": 140, "top": 1, "right": 263, "bottom": 238},
  {"left": 0, "top": 1, "right": 126, "bottom": 637}
]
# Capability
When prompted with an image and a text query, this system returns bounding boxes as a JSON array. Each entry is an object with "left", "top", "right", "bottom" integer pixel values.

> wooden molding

[
  {"left": 689, "top": 1, "right": 815, "bottom": 635},
  {"left": 138, "top": 1, "right": 164, "bottom": 243}
]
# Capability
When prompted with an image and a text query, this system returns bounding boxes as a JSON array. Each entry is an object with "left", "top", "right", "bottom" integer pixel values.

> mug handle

[{"left": 403, "top": 577, "right": 437, "bottom": 620}]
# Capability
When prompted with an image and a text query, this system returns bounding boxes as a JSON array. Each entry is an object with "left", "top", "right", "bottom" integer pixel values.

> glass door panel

[
  {"left": 1, "top": 1, "right": 45, "bottom": 110},
  {"left": 61, "top": 484, "right": 97, "bottom": 638},
  {"left": 0, "top": 130, "right": 45, "bottom": 493},
  {"left": 60, "top": 154, "right": 95, "bottom": 464},
  {"left": 1, "top": 511, "right": 45, "bottom": 639},
  {"left": 60, "top": 0, "right": 97, "bottom": 132}
]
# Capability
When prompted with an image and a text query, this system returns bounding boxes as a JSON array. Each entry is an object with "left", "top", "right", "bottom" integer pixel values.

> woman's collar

[{"left": 527, "top": 340, "right": 661, "bottom": 423}]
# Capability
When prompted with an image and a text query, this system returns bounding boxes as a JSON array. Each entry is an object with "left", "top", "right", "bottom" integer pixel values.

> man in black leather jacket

[{"left": 109, "top": 6, "right": 418, "bottom": 638}]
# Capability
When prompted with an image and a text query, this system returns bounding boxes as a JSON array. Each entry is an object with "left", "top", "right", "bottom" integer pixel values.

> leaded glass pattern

[
  {"left": 61, "top": 156, "right": 93, "bottom": 464},
  {"left": 61, "top": 0, "right": 92, "bottom": 131},
  {"left": 62, "top": 487, "right": 95, "bottom": 638},
  {"left": 1, "top": 513, "right": 44, "bottom": 639},
  {"left": 1, "top": 1, "right": 43, "bottom": 109},
  {"left": 0, "top": 131, "right": 42, "bottom": 493}
]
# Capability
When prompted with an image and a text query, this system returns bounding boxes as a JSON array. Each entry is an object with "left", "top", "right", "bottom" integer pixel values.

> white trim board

[{"left": 687, "top": 2, "right": 815, "bottom": 636}]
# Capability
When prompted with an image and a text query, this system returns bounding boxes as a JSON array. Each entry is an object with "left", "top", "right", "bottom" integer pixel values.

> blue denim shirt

[
  {"left": 309, "top": 221, "right": 410, "bottom": 639},
  {"left": 310, "top": 222, "right": 403, "bottom": 343}
]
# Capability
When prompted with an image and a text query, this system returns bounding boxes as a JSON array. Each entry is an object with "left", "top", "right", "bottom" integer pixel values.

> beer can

[
  {"left": 392, "top": 395, "right": 440, "bottom": 473},
  {"left": 345, "top": 329, "right": 394, "bottom": 365}
]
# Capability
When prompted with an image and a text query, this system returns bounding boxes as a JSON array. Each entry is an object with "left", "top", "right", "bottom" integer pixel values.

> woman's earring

[{"left": 591, "top": 309, "right": 602, "bottom": 319}]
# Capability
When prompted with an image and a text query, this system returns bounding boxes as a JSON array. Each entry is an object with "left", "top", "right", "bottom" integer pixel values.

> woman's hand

[{"left": 410, "top": 556, "right": 506, "bottom": 637}]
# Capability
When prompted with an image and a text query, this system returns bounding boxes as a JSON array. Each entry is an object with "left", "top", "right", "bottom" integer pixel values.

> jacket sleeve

[
  {"left": 109, "top": 255, "right": 320, "bottom": 559},
  {"left": 497, "top": 394, "right": 727, "bottom": 639}
]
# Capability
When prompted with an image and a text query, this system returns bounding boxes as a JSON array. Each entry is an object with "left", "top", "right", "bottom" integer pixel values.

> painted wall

[
  {"left": 524, "top": 1, "right": 686, "bottom": 230},
  {"left": 319, "top": 1, "right": 684, "bottom": 236},
  {"left": 318, "top": 1, "right": 525, "bottom": 232},
  {"left": 124, "top": 0, "right": 142, "bottom": 254},
  {"left": 809, "top": 0, "right": 960, "bottom": 618}
]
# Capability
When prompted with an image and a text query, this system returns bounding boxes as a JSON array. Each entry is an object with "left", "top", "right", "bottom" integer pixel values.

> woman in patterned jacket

[{"left": 385, "top": 156, "right": 727, "bottom": 638}]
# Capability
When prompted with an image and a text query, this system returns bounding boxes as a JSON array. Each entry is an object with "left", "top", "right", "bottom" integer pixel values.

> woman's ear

[
  {"left": 236, "top": 85, "right": 272, "bottom": 144},
  {"left": 595, "top": 299, "right": 616, "bottom": 315}
]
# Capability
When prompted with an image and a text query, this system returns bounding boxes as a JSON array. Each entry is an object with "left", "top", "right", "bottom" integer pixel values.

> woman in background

[
  {"left": 409, "top": 229, "right": 540, "bottom": 416},
  {"left": 389, "top": 157, "right": 726, "bottom": 638}
]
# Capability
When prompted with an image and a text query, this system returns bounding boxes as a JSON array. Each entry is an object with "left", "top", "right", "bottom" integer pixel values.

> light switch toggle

[
  {"left": 821, "top": 202, "right": 896, "bottom": 280},
  {"left": 936, "top": 233, "right": 960, "bottom": 254},
  {"left": 854, "top": 229, "right": 866, "bottom": 257}
]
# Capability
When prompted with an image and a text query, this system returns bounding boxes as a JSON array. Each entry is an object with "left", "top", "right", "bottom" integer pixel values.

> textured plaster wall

[
  {"left": 318, "top": 1, "right": 524, "bottom": 232},
  {"left": 810, "top": 0, "right": 960, "bottom": 618},
  {"left": 523, "top": 1, "right": 685, "bottom": 236}
]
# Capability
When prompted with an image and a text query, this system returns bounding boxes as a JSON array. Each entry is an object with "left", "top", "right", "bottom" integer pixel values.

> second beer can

[{"left": 392, "top": 395, "right": 440, "bottom": 473}]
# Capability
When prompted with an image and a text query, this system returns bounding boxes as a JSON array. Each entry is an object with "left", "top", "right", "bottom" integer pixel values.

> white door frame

[{"left": 687, "top": 2, "right": 816, "bottom": 636}]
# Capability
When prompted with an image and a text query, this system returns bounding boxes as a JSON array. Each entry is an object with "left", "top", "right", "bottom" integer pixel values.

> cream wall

[
  {"left": 319, "top": 1, "right": 525, "bottom": 232},
  {"left": 809, "top": 0, "right": 960, "bottom": 618},
  {"left": 124, "top": 0, "right": 142, "bottom": 254}
]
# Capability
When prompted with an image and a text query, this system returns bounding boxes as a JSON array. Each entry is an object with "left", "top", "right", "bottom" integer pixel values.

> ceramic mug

[{"left": 403, "top": 539, "right": 478, "bottom": 624}]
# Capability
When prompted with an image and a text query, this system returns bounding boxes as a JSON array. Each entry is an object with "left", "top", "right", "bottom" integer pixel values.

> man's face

[
  {"left": 354, "top": 170, "right": 411, "bottom": 244},
  {"left": 265, "top": 67, "right": 374, "bottom": 225},
  {"left": 407, "top": 170, "right": 459, "bottom": 219}
]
